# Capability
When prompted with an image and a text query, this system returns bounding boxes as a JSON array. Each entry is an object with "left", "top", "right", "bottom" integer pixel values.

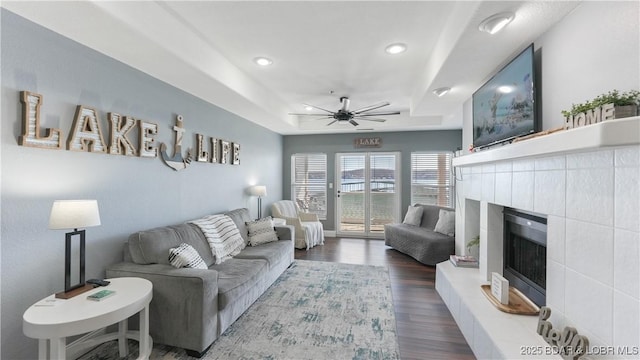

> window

[
  {"left": 291, "top": 153, "right": 327, "bottom": 219},
  {"left": 410, "top": 152, "right": 454, "bottom": 207}
]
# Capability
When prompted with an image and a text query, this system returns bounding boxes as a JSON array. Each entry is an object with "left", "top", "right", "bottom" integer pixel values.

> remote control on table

[{"left": 87, "top": 279, "right": 110, "bottom": 287}]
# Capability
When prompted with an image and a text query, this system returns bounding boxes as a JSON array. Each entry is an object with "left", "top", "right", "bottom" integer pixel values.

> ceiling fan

[{"left": 289, "top": 97, "right": 400, "bottom": 126}]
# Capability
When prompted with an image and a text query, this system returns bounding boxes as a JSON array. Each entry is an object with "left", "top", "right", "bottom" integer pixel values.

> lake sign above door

[{"left": 354, "top": 137, "right": 382, "bottom": 148}]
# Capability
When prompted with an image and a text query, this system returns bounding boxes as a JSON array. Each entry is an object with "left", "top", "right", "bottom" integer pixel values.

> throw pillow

[
  {"left": 434, "top": 209, "right": 456, "bottom": 237},
  {"left": 168, "top": 243, "right": 208, "bottom": 269},
  {"left": 402, "top": 205, "right": 423, "bottom": 226},
  {"left": 246, "top": 216, "right": 279, "bottom": 246},
  {"left": 189, "top": 214, "right": 245, "bottom": 264}
]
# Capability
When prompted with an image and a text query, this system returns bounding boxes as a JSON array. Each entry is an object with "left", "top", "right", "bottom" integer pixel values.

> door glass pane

[
  {"left": 369, "top": 154, "right": 397, "bottom": 234},
  {"left": 339, "top": 154, "right": 365, "bottom": 233}
]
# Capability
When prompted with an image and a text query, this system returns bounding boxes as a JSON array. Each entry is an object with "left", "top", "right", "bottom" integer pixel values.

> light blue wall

[
  {"left": 1, "top": 10, "right": 282, "bottom": 359},
  {"left": 283, "top": 130, "right": 462, "bottom": 231}
]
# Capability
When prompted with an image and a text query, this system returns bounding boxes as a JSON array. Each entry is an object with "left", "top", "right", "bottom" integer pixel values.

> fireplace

[{"left": 503, "top": 208, "right": 547, "bottom": 307}]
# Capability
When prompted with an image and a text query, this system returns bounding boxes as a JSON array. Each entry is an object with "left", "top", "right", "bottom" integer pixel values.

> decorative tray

[{"left": 480, "top": 284, "right": 540, "bottom": 316}]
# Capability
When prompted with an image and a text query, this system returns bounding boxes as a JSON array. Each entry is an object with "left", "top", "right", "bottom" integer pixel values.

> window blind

[
  {"left": 291, "top": 153, "right": 327, "bottom": 219},
  {"left": 410, "top": 152, "right": 454, "bottom": 207}
]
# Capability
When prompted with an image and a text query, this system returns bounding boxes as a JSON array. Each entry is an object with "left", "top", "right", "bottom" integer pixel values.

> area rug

[{"left": 80, "top": 260, "right": 399, "bottom": 359}]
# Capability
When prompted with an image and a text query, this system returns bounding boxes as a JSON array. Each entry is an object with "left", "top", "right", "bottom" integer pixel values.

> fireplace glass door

[{"left": 503, "top": 209, "right": 547, "bottom": 307}]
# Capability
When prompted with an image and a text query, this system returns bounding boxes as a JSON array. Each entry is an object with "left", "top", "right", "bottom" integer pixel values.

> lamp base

[{"left": 55, "top": 284, "right": 94, "bottom": 299}]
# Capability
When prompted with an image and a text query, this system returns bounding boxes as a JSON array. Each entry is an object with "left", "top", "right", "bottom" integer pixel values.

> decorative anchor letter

[{"left": 160, "top": 115, "right": 192, "bottom": 171}]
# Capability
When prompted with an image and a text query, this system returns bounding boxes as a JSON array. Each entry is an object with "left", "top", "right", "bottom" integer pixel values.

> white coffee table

[{"left": 23, "top": 277, "right": 153, "bottom": 360}]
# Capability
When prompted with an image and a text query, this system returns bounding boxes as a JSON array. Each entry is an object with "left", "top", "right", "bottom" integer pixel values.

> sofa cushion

[
  {"left": 386, "top": 223, "right": 453, "bottom": 243},
  {"left": 403, "top": 205, "right": 423, "bottom": 226},
  {"left": 214, "top": 258, "right": 268, "bottom": 310},
  {"left": 169, "top": 243, "right": 208, "bottom": 269},
  {"left": 246, "top": 217, "right": 279, "bottom": 246},
  {"left": 434, "top": 209, "right": 456, "bottom": 236},
  {"left": 128, "top": 223, "right": 214, "bottom": 266},
  {"left": 416, "top": 204, "right": 455, "bottom": 229},
  {"left": 224, "top": 208, "right": 252, "bottom": 245},
  {"left": 234, "top": 240, "right": 292, "bottom": 269}
]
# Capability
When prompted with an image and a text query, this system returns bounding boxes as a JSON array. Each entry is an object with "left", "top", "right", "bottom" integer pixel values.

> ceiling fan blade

[
  {"left": 349, "top": 119, "right": 359, "bottom": 126},
  {"left": 302, "top": 103, "right": 335, "bottom": 114},
  {"left": 357, "top": 111, "right": 401, "bottom": 116},
  {"left": 352, "top": 101, "right": 390, "bottom": 114},
  {"left": 288, "top": 113, "right": 336, "bottom": 116},
  {"left": 326, "top": 119, "right": 339, "bottom": 126},
  {"left": 354, "top": 117, "right": 386, "bottom": 122}
]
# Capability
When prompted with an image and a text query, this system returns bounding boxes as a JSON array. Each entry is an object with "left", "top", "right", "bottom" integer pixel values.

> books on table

[{"left": 449, "top": 255, "right": 479, "bottom": 268}]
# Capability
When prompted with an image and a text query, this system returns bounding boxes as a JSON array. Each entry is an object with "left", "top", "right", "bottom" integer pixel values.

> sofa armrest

[
  {"left": 281, "top": 215, "right": 303, "bottom": 229},
  {"left": 275, "top": 225, "right": 295, "bottom": 261},
  {"left": 298, "top": 212, "right": 319, "bottom": 222},
  {"left": 275, "top": 224, "right": 294, "bottom": 241},
  {"left": 106, "top": 262, "right": 219, "bottom": 353}
]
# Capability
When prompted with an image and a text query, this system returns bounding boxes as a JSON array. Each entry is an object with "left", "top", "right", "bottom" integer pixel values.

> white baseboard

[{"left": 324, "top": 230, "right": 336, "bottom": 237}]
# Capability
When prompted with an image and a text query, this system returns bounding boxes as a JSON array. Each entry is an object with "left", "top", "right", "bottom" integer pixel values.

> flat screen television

[{"left": 472, "top": 44, "right": 538, "bottom": 149}]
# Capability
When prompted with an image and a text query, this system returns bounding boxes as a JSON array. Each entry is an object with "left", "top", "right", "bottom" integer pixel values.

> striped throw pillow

[
  {"left": 190, "top": 214, "right": 245, "bottom": 264},
  {"left": 168, "top": 243, "right": 207, "bottom": 269},
  {"left": 246, "top": 217, "right": 279, "bottom": 246}
]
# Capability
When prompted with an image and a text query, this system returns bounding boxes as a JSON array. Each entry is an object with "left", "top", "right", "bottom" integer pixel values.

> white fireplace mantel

[
  {"left": 453, "top": 116, "right": 640, "bottom": 167},
  {"left": 439, "top": 116, "right": 640, "bottom": 359}
]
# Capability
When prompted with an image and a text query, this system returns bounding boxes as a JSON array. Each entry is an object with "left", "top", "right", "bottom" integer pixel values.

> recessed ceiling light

[
  {"left": 254, "top": 57, "right": 273, "bottom": 66},
  {"left": 305, "top": 105, "right": 313, "bottom": 111},
  {"left": 478, "top": 12, "right": 515, "bottom": 34},
  {"left": 385, "top": 43, "right": 407, "bottom": 55},
  {"left": 433, "top": 87, "right": 451, "bottom": 97}
]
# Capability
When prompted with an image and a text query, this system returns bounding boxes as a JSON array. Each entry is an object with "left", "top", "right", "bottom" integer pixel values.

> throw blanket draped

[{"left": 189, "top": 215, "right": 245, "bottom": 264}]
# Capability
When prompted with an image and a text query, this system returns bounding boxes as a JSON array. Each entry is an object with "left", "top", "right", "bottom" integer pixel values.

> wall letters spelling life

[{"left": 18, "top": 91, "right": 240, "bottom": 170}]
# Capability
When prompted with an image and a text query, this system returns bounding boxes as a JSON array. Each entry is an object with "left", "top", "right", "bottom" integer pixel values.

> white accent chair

[{"left": 271, "top": 200, "right": 324, "bottom": 250}]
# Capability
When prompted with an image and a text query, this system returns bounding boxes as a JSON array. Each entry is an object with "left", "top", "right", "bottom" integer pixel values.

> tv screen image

[{"left": 472, "top": 45, "right": 536, "bottom": 148}]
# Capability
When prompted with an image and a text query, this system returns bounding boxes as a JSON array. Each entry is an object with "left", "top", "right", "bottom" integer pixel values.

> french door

[{"left": 336, "top": 152, "right": 400, "bottom": 237}]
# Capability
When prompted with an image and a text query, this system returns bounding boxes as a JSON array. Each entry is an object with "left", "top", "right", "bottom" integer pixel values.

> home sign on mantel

[{"left": 18, "top": 91, "right": 240, "bottom": 171}]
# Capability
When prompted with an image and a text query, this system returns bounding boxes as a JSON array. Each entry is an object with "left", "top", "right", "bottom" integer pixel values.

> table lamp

[
  {"left": 248, "top": 185, "right": 267, "bottom": 219},
  {"left": 49, "top": 200, "right": 101, "bottom": 299}
]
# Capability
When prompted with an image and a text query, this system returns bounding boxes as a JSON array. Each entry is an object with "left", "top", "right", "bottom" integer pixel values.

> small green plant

[
  {"left": 561, "top": 89, "right": 640, "bottom": 118},
  {"left": 466, "top": 235, "right": 480, "bottom": 252}
]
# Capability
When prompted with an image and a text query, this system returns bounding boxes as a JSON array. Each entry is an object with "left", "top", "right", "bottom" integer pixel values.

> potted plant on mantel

[
  {"left": 561, "top": 89, "right": 640, "bottom": 119},
  {"left": 466, "top": 235, "right": 480, "bottom": 259}
]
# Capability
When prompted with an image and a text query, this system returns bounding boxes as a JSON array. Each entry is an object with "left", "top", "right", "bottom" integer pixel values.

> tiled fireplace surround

[{"left": 435, "top": 117, "right": 640, "bottom": 359}]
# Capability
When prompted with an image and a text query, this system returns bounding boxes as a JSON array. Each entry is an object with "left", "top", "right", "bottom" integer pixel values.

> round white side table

[{"left": 23, "top": 277, "right": 153, "bottom": 360}]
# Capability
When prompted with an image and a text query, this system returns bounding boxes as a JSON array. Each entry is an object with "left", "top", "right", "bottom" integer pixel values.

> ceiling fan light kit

[
  {"left": 478, "top": 12, "right": 515, "bottom": 34},
  {"left": 433, "top": 87, "right": 452, "bottom": 97}
]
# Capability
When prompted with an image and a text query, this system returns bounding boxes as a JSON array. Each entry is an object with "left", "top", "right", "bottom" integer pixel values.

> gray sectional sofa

[
  {"left": 384, "top": 204, "right": 455, "bottom": 266},
  {"left": 106, "top": 208, "right": 294, "bottom": 357}
]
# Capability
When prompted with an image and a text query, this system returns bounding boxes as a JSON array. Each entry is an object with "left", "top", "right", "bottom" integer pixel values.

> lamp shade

[
  {"left": 49, "top": 200, "right": 101, "bottom": 230},
  {"left": 248, "top": 185, "right": 267, "bottom": 197}
]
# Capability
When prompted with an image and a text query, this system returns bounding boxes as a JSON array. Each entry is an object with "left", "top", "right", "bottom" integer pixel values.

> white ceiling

[{"left": 3, "top": 1, "right": 580, "bottom": 135}]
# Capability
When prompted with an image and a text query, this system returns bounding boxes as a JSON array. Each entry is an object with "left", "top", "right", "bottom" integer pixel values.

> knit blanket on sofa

[{"left": 189, "top": 214, "right": 245, "bottom": 264}]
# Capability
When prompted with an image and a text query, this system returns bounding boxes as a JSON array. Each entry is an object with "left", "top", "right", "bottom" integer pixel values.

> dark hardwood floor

[{"left": 295, "top": 237, "right": 475, "bottom": 360}]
